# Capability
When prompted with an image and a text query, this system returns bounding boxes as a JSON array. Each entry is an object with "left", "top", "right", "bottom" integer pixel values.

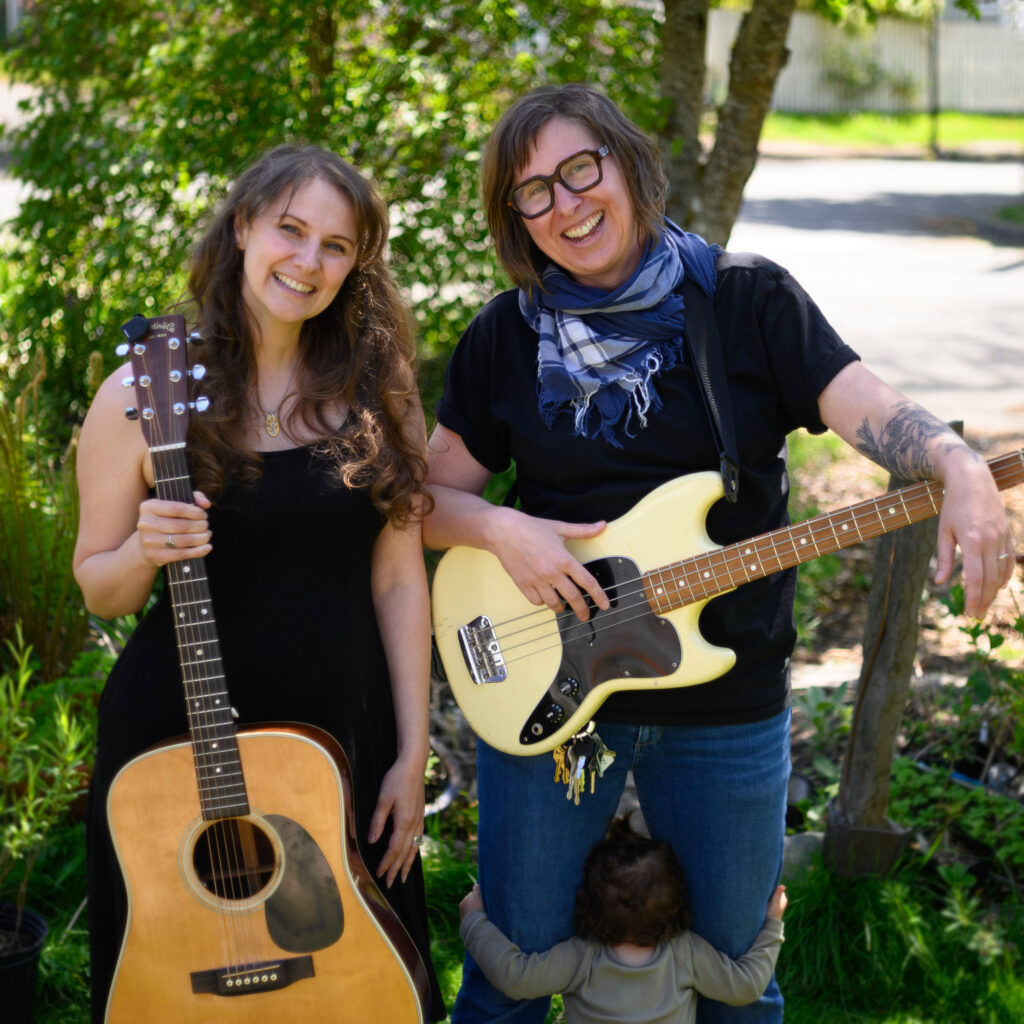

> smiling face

[
  {"left": 234, "top": 177, "right": 358, "bottom": 341},
  {"left": 516, "top": 117, "right": 643, "bottom": 292}
]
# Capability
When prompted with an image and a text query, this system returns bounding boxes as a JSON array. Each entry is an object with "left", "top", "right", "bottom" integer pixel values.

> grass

[{"left": 763, "top": 111, "right": 1024, "bottom": 151}]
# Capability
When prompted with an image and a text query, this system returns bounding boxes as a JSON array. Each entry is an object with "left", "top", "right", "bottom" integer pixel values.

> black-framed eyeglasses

[{"left": 508, "top": 146, "right": 611, "bottom": 219}]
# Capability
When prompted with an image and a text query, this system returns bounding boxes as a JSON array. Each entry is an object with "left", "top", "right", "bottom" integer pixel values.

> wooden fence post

[{"left": 822, "top": 425, "right": 963, "bottom": 877}]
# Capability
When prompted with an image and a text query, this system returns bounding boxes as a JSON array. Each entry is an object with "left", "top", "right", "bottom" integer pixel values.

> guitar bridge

[
  {"left": 458, "top": 615, "right": 507, "bottom": 685},
  {"left": 190, "top": 955, "right": 314, "bottom": 996}
]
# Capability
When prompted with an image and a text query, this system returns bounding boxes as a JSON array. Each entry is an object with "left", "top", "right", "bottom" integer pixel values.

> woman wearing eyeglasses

[{"left": 424, "top": 84, "right": 1014, "bottom": 1024}]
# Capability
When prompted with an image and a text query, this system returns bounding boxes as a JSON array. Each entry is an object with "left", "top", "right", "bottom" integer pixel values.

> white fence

[{"left": 708, "top": 10, "right": 1024, "bottom": 115}]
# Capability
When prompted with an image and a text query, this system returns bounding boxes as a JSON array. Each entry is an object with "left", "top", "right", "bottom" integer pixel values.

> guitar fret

[
  {"left": 126, "top": 313, "right": 254, "bottom": 819},
  {"left": 639, "top": 454, "right": 1018, "bottom": 619}
]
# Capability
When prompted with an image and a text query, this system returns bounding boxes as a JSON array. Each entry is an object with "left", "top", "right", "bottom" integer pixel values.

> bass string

[{"left": 485, "top": 483, "right": 952, "bottom": 668}]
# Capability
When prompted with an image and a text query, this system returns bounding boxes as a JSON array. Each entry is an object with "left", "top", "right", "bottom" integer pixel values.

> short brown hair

[
  {"left": 480, "top": 84, "right": 668, "bottom": 293},
  {"left": 572, "top": 816, "right": 691, "bottom": 946}
]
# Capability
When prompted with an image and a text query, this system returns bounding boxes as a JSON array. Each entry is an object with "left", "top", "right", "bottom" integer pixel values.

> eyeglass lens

[{"left": 510, "top": 148, "right": 607, "bottom": 218}]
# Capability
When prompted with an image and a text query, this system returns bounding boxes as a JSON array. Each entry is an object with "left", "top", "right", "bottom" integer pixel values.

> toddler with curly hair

[{"left": 459, "top": 816, "right": 786, "bottom": 1023}]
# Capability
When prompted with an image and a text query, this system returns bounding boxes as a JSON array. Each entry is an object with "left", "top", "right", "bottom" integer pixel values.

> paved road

[{"left": 731, "top": 155, "right": 1024, "bottom": 438}]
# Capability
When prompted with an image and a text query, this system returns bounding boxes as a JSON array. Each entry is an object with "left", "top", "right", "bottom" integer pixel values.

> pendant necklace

[{"left": 259, "top": 360, "right": 299, "bottom": 439}]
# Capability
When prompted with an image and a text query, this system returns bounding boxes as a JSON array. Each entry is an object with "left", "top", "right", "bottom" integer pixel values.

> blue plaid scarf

[{"left": 519, "top": 222, "right": 718, "bottom": 448}]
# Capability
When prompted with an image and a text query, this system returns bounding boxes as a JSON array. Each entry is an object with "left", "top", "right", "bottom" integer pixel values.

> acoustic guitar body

[{"left": 105, "top": 724, "right": 428, "bottom": 1023}]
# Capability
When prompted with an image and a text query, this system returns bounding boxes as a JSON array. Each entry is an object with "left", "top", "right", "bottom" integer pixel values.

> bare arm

[
  {"left": 818, "top": 362, "right": 1015, "bottom": 618},
  {"left": 367, "top": 511, "right": 432, "bottom": 887},
  {"left": 73, "top": 366, "right": 212, "bottom": 619},
  {"left": 424, "top": 424, "right": 609, "bottom": 621},
  {"left": 366, "top": 393, "right": 433, "bottom": 886}
]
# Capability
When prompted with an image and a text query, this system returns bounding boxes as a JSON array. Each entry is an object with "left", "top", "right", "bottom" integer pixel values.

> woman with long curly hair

[{"left": 74, "top": 144, "right": 444, "bottom": 1022}]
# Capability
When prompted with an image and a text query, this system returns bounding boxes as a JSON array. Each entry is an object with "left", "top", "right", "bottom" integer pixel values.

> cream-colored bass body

[{"left": 433, "top": 452, "right": 1024, "bottom": 756}]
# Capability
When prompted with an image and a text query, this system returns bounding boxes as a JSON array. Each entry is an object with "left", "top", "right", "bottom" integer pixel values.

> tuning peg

[
  {"left": 188, "top": 331, "right": 202, "bottom": 344},
  {"left": 138, "top": 374, "right": 152, "bottom": 389},
  {"left": 168, "top": 335, "right": 182, "bottom": 350},
  {"left": 121, "top": 314, "right": 149, "bottom": 343},
  {"left": 115, "top": 342, "right": 130, "bottom": 358},
  {"left": 192, "top": 396, "right": 210, "bottom": 413},
  {"left": 121, "top": 375, "right": 135, "bottom": 389},
  {"left": 190, "top": 363, "right": 206, "bottom": 381},
  {"left": 124, "top": 407, "right": 140, "bottom": 421},
  {"left": 141, "top": 407, "right": 155, "bottom": 421},
  {"left": 169, "top": 370, "right": 183, "bottom": 383}
]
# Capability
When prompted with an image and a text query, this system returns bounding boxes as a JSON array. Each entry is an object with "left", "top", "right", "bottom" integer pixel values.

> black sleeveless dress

[{"left": 86, "top": 445, "right": 445, "bottom": 1021}]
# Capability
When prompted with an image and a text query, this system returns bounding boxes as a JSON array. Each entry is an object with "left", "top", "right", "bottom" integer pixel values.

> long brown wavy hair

[
  {"left": 183, "top": 144, "right": 428, "bottom": 525},
  {"left": 572, "top": 816, "right": 691, "bottom": 946}
]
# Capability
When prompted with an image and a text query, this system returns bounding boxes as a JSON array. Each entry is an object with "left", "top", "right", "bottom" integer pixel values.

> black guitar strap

[{"left": 681, "top": 273, "right": 740, "bottom": 503}]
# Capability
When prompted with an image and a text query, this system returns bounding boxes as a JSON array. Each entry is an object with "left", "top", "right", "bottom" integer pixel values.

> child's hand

[
  {"left": 459, "top": 883, "right": 484, "bottom": 920},
  {"left": 767, "top": 884, "right": 787, "bottom": 920}
]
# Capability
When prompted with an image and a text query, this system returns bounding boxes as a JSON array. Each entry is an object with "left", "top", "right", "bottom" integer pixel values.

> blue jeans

[{"left": 452, "top": 710, "right": 791, "bottom": 1023}]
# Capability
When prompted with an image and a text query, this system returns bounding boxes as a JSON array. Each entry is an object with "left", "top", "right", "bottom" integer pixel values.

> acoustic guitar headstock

[{"left": 117, "top": 314, "right": 207, "bottom": 450}]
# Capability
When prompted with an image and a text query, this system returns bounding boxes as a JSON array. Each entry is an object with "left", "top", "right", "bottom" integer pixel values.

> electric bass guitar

[
  {"left": 432, "top": 450, "right": 1023, "bottom": 756},
  {"left": 105, "top": 314, "right": 430, "bottom": 1023}
]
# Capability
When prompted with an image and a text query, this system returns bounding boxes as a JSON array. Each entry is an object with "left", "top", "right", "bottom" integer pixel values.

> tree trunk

[
  {"left": 660, "top": 0, "right": 710, "bottom": 229},
  {"left": 692, "top": 0, "right": 797, "bottom": 245}
]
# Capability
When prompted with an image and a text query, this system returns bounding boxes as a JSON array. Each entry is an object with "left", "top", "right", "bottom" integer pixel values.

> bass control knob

[
  {"left": 543, "top": 701, "right": 565, "bottom": 726},
  {"left": 558, "top": 677, "right": 580, "bottom": 698}
]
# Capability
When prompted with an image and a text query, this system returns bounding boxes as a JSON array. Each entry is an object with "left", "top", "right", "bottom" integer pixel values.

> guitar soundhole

[{"left": 192, "top": 818, "right": 277, "bottom": 901}]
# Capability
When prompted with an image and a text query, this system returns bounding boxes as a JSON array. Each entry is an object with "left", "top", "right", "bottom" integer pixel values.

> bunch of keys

[{"left": 552, "top": 724, "right": 616, "bottom": 805}]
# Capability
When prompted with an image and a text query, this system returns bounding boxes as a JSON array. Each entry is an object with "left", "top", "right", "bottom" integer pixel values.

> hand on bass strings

[{"left": 489, "top": 505, "right": 609, "bottom": 621}]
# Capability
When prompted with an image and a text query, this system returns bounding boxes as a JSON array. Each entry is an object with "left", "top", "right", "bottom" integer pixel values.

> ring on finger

[
  {"left": 165, "top": 534, "right": 177, "bottom": 549},
  {"left": 997, "top": 552, "right": 1011, "bottom": 561},
  {"left": 411, "top": 835, "right": 423, "bottom": 847}
]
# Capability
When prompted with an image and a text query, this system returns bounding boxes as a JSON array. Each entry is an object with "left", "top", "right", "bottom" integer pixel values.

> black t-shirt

[{"left": 437, "top": 251, "right": 860, "bottom": 725}]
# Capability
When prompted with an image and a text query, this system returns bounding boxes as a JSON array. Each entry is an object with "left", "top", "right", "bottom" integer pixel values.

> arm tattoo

[{"left": 854, "top": 400, "right": 977, "bottom": 481}]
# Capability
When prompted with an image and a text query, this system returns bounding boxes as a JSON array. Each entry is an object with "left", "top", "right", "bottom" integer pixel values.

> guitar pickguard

[
  {"left": 264, "top": 814, "right": 344, "bottom": 952},
  {"left": 519, "top": 556, "right": 681, "bottom": 745}
]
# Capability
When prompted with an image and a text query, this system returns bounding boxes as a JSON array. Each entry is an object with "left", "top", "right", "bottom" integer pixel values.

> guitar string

[
  {"left": 153, "top": 413, "right": 250, "bottom": 967},
  {"left": 141, "top": 338, "right": 262, "bottom": 976},
  {"left": 472, "top": 476, "right": 1003, "bottom": 675},
  {"left": 463, "top": 450, "right": 1023, "bottom": 671}
]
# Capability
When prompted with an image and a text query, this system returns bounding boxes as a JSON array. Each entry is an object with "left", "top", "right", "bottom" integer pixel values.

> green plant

[
  {"left": 0, "top": 628, "right": 91, "bottom": 946},
  {"left": 780, "top": 855, "right": 1024, "bottom": 1022},
  {"left": 941, "top": 585, "right": 1024, "bottom": 772},
  {"left": 0, "top": 354, "right": 89, "bottom": 681},
  {"left": 819, "top": 41, "right": 920, "bottom": 109},
  {"left": 793, "top": 682, "right": 851, "bottom": 755}
]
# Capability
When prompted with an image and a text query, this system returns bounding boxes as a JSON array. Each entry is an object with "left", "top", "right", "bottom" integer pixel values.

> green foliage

[
  {"left": 888, "top": 757, "right": 1024, "bottom": 892},
  {"left": 0, "top": 628, "right": 92, "bottom": 922},
  {"left": 0, "top": 355, "right": 89, "bottom": 680},
  {"left": 422, "top": 807, "right": 479, "bottom": 1012},
  {"left": 793, "top": 682, "right": 852, "bottom": 754},
  {"left": 788, "top": 429, "right": 876, "bottom": 646},
  {"left": 941, "top": 585, "right": 1024, "bottom": 769},
  {"left": 780, "top": 857, "right": 1024, "bottom": 1023},
  {"left": 1, "top": 0, "right": 660, "bottom": 438},
  {"left": 820, "top": 41, "right": 919, "bottom": 108}
]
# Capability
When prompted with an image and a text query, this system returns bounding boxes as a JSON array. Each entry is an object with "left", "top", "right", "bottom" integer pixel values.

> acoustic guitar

[
  {"left": 105, "top": 314, "right": 429, "bottom": 1022},
  {"left": 432, "top": 449, "right": 1023, "bottom": 756}
]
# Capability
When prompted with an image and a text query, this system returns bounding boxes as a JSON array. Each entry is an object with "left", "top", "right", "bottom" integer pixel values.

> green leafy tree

[
  {"left": 1, "top": 0, "right": 978, "bottom": 432},
  {"left": 0, "top": 0, "right": 656, "bottom": 430}
]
